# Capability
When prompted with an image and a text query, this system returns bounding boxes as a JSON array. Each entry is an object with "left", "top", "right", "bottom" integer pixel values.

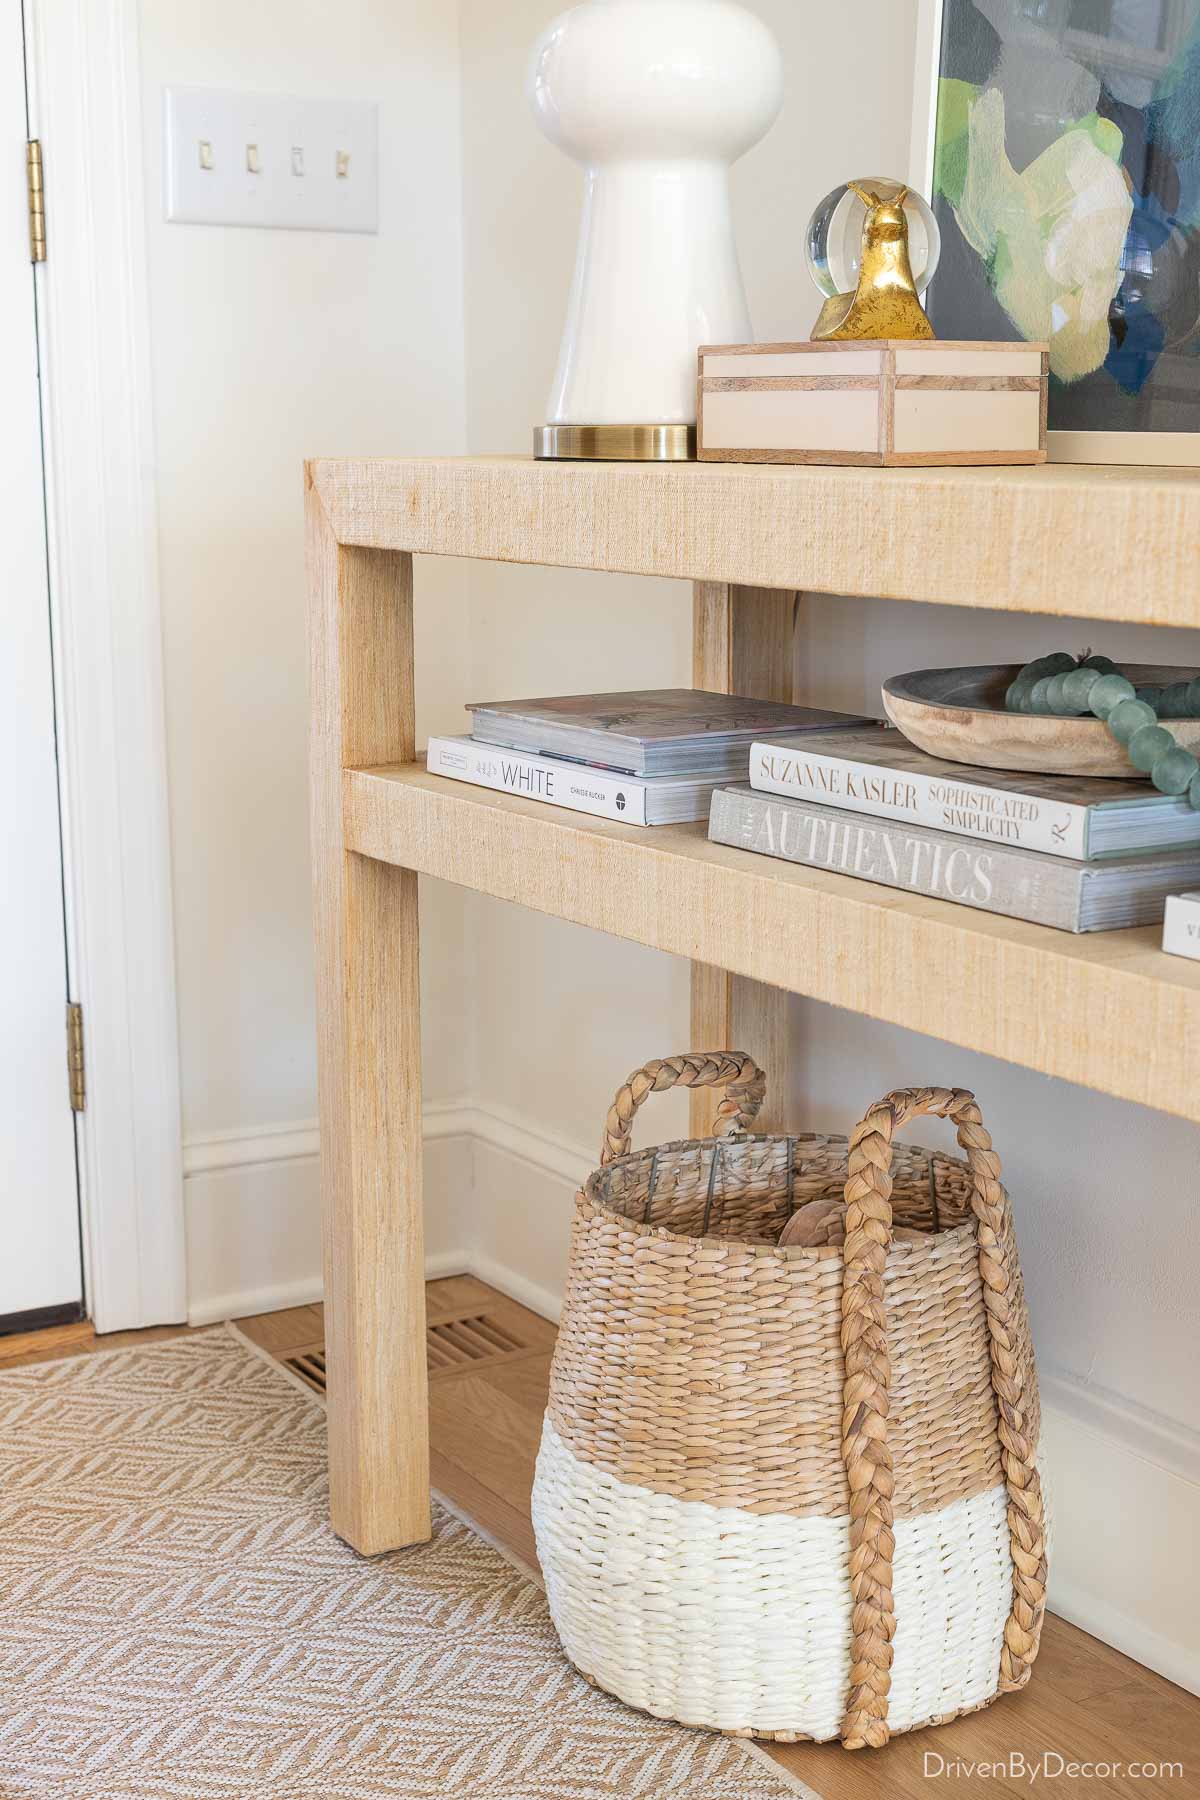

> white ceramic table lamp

[{"left": 528, "top": 0, "right": 783, "bottom": 460}]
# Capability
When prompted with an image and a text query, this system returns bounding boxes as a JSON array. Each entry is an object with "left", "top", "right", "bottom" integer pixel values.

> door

[{"left": 1, "top": 1, "right": 83, "bottom": 1326}]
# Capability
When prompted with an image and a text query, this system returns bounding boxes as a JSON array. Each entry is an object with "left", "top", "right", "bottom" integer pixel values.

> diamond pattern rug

[{"left": 0, "top": 1326, "right": 815, "bottom": 1799}]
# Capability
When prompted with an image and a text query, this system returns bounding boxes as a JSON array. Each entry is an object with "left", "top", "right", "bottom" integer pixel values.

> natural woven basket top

[{"left": 588, "top": 1129, "right": 976, "bottom": 1253}]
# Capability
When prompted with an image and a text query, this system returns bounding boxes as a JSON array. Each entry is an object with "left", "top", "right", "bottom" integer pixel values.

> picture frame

[{"left": 910, "top": 0, "right": 1200, "bottom": 468}]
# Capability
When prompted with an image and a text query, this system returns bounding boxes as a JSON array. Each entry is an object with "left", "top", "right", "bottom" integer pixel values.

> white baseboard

[
  {"left": 1048, "top": 1578, "right": 1200, "bottom": 1699},
  {"left": 186, "top": 1253, "right": 470, "bottom": 1330},
  {"left": 188, "top": 1275, "right": 324, "bottom": 1329},
  {"left": 1036, "top": 1392, "right": 1200, "bottom": 1696},
  {"left": 1039, "top": 1367, "right": 1200, "bottom": 1487},
  {"left": 183, "top": 1120, "right": 320, "bottom": 1176},
  {"left": 468, "top": 1248, "right": 564, "bottom": 1327},
  {"left": 181, "top": 1098, "right": 477, "bottom": 1180},
  {"left": 182, "top": 1103, "right": 476, "bottom": 1327},
  {"left": 184, "top": 1102, "right": 1200, "bottom": 1696}
]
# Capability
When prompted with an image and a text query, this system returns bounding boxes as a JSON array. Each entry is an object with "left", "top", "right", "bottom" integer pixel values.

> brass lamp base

[{"left": 533, "top": 423, "right": 696, "bottom": 461}]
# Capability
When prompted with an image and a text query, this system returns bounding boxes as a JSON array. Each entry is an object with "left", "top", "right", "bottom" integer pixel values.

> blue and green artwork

[{"left": 928, "top": 0, "right": 1200, "bottom": 433}]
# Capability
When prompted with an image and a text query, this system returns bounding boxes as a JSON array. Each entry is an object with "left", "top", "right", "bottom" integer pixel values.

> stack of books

[
  {"left": 708, "top": 725, "right": 1200, "bottom": 933},
  {"left": 427, "top": 691, "right": 872, "bottom": 825}
]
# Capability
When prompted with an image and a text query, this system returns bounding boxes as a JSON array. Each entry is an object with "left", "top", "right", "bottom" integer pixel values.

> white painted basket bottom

[{"left": 532, "top": 1414, "right": 1018, "bottom": 1741}]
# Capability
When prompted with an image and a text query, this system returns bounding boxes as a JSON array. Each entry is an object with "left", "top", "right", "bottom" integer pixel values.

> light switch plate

[{"left": 164, "top": 88, "right": 378, "bottom": 233}]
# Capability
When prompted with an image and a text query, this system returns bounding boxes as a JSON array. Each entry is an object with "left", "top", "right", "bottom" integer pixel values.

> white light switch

[{"left": 164, "top": 88, "right": 378, "bottom": 233}]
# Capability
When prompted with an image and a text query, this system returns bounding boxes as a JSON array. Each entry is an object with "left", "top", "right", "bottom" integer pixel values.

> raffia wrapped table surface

[{"left": 530, "top": 1052, "right": 1048, "bottom": 1751}]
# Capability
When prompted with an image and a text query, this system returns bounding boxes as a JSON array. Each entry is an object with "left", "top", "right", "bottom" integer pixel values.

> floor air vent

[
  {"left": 425, "top": 1312, "right": 525, "bottom": 1372},
  {"left": 285, "top": 1346, "right": 327, "bottom": 1394},
  {"left": 283, "top": 1312, "right": 529, "bottom": 1395}
]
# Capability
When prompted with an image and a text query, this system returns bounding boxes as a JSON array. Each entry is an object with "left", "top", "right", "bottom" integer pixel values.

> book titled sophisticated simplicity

[{"left": 750, "top": 727, "right": 1200, "bottom": 860}]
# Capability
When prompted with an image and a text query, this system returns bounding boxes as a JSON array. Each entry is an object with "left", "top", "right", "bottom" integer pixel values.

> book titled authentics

[
  {"left": 750, "top": 727, "right": 1200, "bottom": 860},
  {"left": 710, "top": 786, "right": 1200, "bottom": 932}
]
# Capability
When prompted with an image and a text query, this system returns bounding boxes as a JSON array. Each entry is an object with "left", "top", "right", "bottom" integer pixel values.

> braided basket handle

[
  {"left": 600, "top": 1052, "right": 766, "bottom": 1167},
  {"left": 837, "top": 1085, "right": 1048, "bottom": 1750}
]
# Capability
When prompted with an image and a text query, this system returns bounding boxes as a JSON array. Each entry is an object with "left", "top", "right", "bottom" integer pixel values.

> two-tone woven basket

[{"left": 531, "top": 1052, "right": 1048, "bottom": 1750}]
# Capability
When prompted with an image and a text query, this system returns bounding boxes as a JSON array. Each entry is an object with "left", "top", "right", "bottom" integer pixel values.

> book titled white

[
  {"left": 1162, "top": 892, "right": 1200, "bottom": 961},
  {"left": 749, "top": 728, "right": 1200, "bottom": 861},
  {"left": 428, "top": 735, "right": 711, "bottom": 825}
]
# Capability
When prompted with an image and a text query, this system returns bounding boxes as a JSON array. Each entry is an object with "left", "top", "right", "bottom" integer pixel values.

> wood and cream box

[{"left": 696, "top": 340, "right": 1049, "bottom": 467}]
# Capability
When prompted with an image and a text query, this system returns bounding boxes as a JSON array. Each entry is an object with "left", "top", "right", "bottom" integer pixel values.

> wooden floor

[{"left": 4, "top": 1280, "right": 1197, "bottom": 1798}]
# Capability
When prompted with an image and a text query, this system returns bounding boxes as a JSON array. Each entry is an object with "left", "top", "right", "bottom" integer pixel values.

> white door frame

[{"left": 23, "top": 0, "right": 186, "bottom": 1330}]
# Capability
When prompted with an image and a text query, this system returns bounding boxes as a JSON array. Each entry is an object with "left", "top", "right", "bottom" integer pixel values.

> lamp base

[{"left": 533, "top": 423, "right": 695, "bottom": 461}]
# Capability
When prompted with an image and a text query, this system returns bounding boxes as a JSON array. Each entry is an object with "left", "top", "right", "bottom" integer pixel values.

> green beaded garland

[
  {"left": 1088, "top": 672, "right": 1136, "bottom": 718},
  {"left": 1061, "top": 666, "right": 1100, "bottom": 712},
  {"left": 1152, "top": 746, "right": 1195, "bottom": 796},
  {"left": 1106, "top": 698, "right": 1157, "bottom": 745},
  {"left": 1005, "top": 653, "right": 1200, "bottom": 811},
  {"left": 1128, "top": 723, "right": 1174, "bottom": 772},
  {"left": 1044, "top": 671, "right": 1073, "bottom": 713}
]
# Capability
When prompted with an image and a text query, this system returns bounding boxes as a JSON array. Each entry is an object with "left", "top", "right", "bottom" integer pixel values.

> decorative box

[{"left": 696, "top": 339, "right": 1048, "bottom": 468}]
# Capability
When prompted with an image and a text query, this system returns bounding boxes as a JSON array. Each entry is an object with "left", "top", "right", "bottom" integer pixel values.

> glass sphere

[{"left": 805, "top": 178, "right": 940, "bottom": 299}]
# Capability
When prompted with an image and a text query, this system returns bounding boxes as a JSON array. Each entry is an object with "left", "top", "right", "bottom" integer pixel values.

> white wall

[
  {"left": 135, "top": 0, "right": 477, "bottom": 1310},
  {"left": 454, "top": 0, "right": 1200, "bottom": 1692}
]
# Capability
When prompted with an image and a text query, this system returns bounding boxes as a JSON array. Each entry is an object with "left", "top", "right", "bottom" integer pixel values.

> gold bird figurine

[{"left": 810, "top": 182, "right": 934, "bottom": 342}]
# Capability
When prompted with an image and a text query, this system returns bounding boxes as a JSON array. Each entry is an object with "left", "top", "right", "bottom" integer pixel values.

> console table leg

[
  {"left": 691, "top": 582, "right": 796, "bottom": 1136},
  {"left": 307, "top": 478, "right": 430, "bottom": 1555}
]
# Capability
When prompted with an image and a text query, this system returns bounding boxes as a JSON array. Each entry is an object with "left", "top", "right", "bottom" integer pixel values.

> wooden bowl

[{"left": 882, "top": 663, "right": 1200, "bottom": 777}]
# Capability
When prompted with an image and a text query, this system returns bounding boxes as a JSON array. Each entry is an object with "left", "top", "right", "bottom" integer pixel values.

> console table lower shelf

[{"left": 348, "top": 761, "right": 1200, "bottom": 1125}]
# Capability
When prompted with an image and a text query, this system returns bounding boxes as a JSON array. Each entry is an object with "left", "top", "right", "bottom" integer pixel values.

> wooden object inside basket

[
  {"left": 697, "top": 339, "right": 1048, "bottom": 467},
  {"left": 531, "top": 1051, "right": 1048, "bottom": 1750}
]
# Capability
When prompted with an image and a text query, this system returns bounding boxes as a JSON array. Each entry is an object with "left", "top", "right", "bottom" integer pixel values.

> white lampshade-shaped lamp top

[{"left": 528, "top": 0, "right": 783, "bottom": 451}]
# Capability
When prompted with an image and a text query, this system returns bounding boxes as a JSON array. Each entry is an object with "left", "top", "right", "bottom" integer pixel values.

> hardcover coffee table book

[
  {"left": 750, "top": 728, "right": 1200, "bottom": 860},
  {"left": 428, "top": 736, "right": 726, "bottom": 825},
  {"left": 467, "top": 690, "right": 870, "bottom": 777},
  {"left": 710, "top": 787, "right": 1200, "bottom": 933},
  {"left": 696, "top": 341, "right": 1048, "bottom": 468}
]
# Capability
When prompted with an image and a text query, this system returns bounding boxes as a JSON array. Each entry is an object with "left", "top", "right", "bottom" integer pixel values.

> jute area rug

[{"left": 0, "top": 1326, "right": 815, "bottom": 1800}]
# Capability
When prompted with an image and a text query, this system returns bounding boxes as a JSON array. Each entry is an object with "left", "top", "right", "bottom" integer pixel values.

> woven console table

[{"left": 305, "top": 453, "right": 1200, "bottom": 1556}]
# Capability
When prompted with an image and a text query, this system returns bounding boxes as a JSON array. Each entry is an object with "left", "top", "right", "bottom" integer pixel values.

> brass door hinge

[
  {"left": 27, "top": 140, "right": 46, "bottom": 263},
  {"left": 66, "top": 1002, "right": 85, "bottom": 1112}
]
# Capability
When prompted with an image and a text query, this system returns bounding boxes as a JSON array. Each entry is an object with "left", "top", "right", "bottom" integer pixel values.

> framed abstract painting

[{"left": 911, "top": 0, "right": 1200, "bottom": 464}]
